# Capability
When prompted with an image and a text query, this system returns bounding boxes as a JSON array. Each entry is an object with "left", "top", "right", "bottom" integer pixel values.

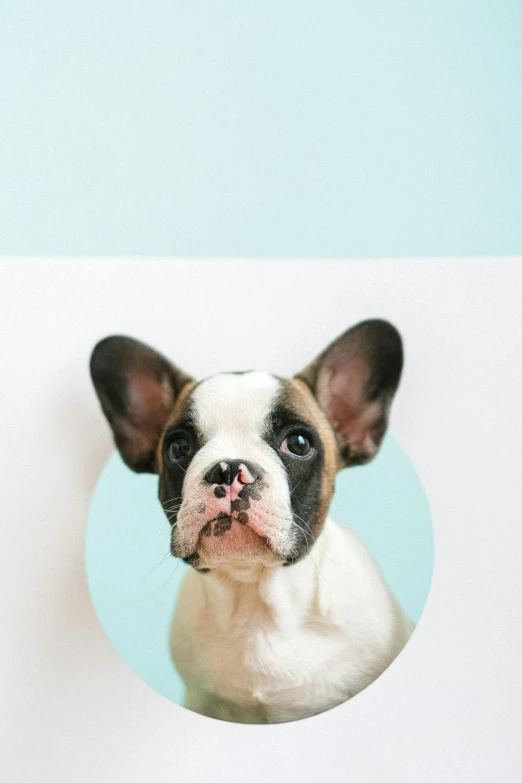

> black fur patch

[
  {"left": 231, "top": 496, "right": 249, "bottom": 512},
  {"left": 263, "top": 401, "right": 324, "bottom": 565},
  {"left": 181, "top": 551, "right": 209, "bottom": 573},
  {"left": 159, "top": 409, "right": 202, "bottom": 529},
  {"left": 214, "top": 513, "right": 233, "bottom": 537}
]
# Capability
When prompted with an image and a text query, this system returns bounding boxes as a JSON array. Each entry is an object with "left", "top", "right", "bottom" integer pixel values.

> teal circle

[{"left": 86, "top": 434, "right": 433, "bottom": 705}]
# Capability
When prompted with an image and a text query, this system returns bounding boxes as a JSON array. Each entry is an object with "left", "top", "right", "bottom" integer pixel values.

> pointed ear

[
  {"left": 90, "top": 336, "right": 193, "bottom": 473},
  {"left": 296, "top": 320, "right": 403, "bottom": 467}
]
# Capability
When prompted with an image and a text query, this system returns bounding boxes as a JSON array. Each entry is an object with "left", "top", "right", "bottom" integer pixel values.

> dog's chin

[
  {"left": 173, "top": 517, "right": 282, "bottom": 574},
  {"left": 200, "top": 519, "right": 277, "bottom": 562}
]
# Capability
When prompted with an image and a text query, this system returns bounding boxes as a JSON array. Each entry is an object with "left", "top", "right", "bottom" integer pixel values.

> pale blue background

[
  {"left": 1, "top": 1, "right": 521, "bottom": 257},
  {"left": 86, "top": 434, "right": 433, "bottom": 705}
]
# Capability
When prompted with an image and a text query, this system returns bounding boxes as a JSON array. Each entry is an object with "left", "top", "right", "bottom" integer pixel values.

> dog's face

[
  {"left": 155, "top": 371, "right": 340, "bottom": 571},
  {"left": 90, "top": 320, "right": 402, "bottom": 575}
]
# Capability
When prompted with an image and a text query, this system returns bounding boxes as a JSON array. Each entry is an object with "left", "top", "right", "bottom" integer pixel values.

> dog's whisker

[
  {"left": 152, "top": 559, "right": 182, "bottom": 593},
  {"left": 141, "top": 552, "right": 173, "bottom": 583},
  {"left": 289, "top": 478, "right": 303, "bottom": 496},
  {"left": 286, "top": 517, "right": 314, "bottom": 554},
  {"left": 313, "top": 544, "right": 349, "bottom": 576},
  {"left": 161, "top": 496, "right": 184, "bottom": 506}
]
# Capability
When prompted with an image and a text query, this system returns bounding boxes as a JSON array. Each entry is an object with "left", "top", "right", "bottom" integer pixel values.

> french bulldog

[{"left": 90, "top": 319, "right": 413, "bottom": 723}]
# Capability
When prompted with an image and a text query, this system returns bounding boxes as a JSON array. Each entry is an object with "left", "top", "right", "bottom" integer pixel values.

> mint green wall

[{"left": 1, "top": 2, "right": 521, "bottom": 257}]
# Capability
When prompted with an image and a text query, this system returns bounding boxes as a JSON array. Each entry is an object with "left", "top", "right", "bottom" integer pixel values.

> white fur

[{"left": 170, "top": 518, "right": 413, "bottom": 723}]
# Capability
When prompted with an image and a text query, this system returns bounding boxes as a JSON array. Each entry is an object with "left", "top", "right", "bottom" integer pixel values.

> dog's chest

[
  {"left": 171, "top": 558, "right": 371, "bottom": 720},
  {"left": 177, "top": 600, "right": 354, "bottom": 719}
]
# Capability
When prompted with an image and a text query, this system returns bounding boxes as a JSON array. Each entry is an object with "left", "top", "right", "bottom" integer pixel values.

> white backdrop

[{"left": 1, "top": 258, "right": 521, "bottom": 782}]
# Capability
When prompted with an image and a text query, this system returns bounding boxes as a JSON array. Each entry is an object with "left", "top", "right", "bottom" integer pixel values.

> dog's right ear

[{"left": 90, "top": 336, "right": 193, "bottom": 473}]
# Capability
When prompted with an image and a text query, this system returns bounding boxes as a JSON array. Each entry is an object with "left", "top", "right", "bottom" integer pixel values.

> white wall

[{"left": 1, "top": 258, "right": 521, "bottom": 782}]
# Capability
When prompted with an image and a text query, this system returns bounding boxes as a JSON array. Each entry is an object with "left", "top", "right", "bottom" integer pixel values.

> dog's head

[{"left": 90, "top": 320, "right": 402, "bottom": 576}]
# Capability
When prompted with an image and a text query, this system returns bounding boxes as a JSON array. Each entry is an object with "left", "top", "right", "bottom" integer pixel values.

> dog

[{"left": 90, "top": 319, "right": 413, "bottom": 724}]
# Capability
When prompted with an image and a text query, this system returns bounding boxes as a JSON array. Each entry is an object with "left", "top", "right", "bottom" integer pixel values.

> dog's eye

[
  {"left": 167, "top": 436, "right": 192, "bottom": 462},
  {"left": 280, "top": 433, "right": 312, "bottom": 457}
]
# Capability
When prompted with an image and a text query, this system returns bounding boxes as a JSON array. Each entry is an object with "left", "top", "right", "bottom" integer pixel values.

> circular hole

[{"left": 86, "top": 433, "right": 433, "bottom": 722}]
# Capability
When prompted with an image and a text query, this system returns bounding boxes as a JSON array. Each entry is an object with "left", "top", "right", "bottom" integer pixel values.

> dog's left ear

[
  {"left": 296, "top": 319, "right": 403, "bottom": 467},
  {"left": 90, "top": 336, "right": 193, "bottom": 473}
]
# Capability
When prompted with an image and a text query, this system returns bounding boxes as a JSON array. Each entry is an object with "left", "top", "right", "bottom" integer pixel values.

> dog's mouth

[
  {"left": 171, "top": 508, "right": 272, "bottom": 556},
  {"left": 199, "top": 511, "right": 260, "bottom": 538},
  {"left": 196, "top": 513, "right": 273, "bottom": 560}
]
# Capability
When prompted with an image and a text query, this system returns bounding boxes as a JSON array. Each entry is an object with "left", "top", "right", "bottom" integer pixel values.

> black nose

[{"left": 204, "top": 459, "right": 259, "bottom": 486}]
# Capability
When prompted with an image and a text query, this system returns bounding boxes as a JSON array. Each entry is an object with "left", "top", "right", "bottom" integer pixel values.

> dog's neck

[
  {"left": 207, "top": 560, "right": 275, "bottom": 585},
  {"left": 194, "top": 519, "right": 334, "bottom": 634}
]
